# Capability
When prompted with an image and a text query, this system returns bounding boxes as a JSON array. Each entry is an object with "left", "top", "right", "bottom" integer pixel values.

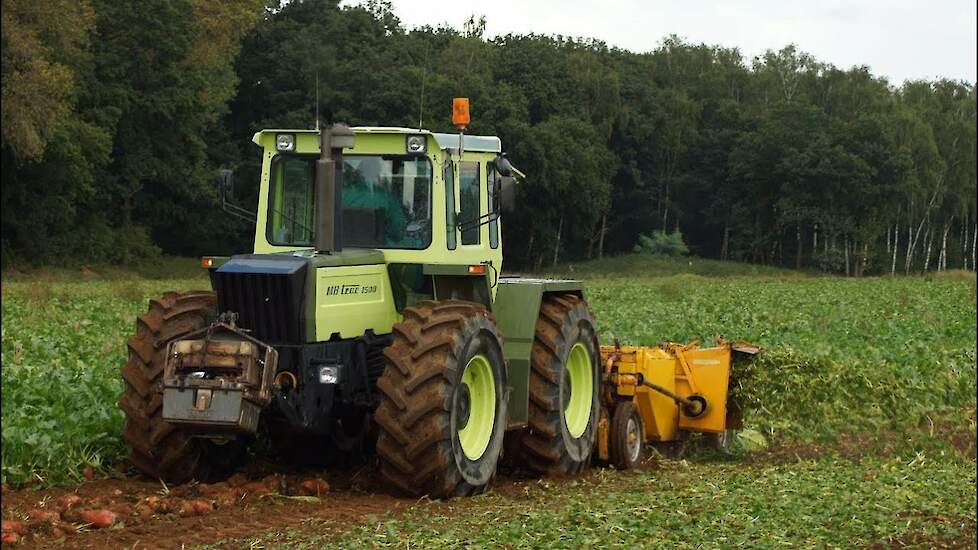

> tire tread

[{"left": 374, "top": 300, "right": 504, "bottom": 497}]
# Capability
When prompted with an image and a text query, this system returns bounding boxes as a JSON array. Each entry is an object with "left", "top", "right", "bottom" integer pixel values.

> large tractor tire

[
  {"left": 511, "top": 294, "right": 600, "bottom": 475},
  {"left": 374, "top": 300, "right": 507, "bottom": 498},
  {"left": 118, "top": 291, "right": 238, "bottom": 483}
]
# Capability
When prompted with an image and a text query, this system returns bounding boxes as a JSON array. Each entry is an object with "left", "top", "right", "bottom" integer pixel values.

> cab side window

[
  {"left": 459, "top": 162, "right": 480, "bottom": 245},
  {"left": 444, "top": 161, "right": 457, "bottom": 250},
  {"left": 487, "top": 162, "right": 499, "bottom": 249}
]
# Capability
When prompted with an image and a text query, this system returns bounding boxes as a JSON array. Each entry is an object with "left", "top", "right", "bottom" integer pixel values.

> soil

[
  {"left": 0, "top": 459, "right": 409, "bottom": 549},
  {"left": 1, "top": 452, "right": 669, "bottom": 550}
]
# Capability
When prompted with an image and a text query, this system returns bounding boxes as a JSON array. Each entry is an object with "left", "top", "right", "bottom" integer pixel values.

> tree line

[{"left": 3, "top": 0, "right": 975, "bottom": 275}]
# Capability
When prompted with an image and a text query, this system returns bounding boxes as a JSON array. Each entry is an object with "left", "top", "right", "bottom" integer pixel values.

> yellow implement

[{"left": 596, "top": 339, "right": 759, "bottom": 469}]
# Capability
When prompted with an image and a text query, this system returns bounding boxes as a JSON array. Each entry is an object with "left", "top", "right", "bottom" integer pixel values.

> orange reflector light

[
  {"left": 468, "top": 264, "right": 486, "bottom": 275},
  {"left": 201, "top": 257, "right": 213, "bottom": 268},
  {"left": 452, "top": 98, "right": 470, "bottom": 129}
]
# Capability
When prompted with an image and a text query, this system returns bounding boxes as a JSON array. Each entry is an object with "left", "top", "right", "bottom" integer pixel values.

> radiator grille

[{"left": 212, "top": 270, "right": 304, "bottom": 344}]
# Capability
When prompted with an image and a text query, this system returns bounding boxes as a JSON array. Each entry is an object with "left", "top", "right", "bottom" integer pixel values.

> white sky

[{"left": 364, "top": 0, "right": 977, "bottom": 85}]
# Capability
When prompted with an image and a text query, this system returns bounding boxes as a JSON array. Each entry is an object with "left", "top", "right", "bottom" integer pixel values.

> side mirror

[
  {"left": 218, "top": 168, "right": 234, "bottom": 200},
  {"left": 494, "top": 175, "right": 516, "bottom": 215},
  {"left": 216, "top": 168, "right": 257, "bottom": 223},
  {"left": 493, "top": 154, "right": 514, "bottom": 177}
]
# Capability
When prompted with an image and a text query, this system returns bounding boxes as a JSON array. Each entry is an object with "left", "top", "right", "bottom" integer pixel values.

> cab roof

[{"left": 253, "top": 127, "right": 501, "bottom": 153}]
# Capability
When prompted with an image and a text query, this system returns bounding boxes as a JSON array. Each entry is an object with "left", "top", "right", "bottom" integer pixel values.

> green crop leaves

[
  {"left": 0, "top": 278, "right": 204, "bottom": 486},
  {"left": 587, "top": 276, "right": 977, "bottom": 444},
  {"left": 1, "top": 273, "right": 975, "bottom": 487},
  {"left": 240, "top": 456, "right": 976, "bottom": 549}
]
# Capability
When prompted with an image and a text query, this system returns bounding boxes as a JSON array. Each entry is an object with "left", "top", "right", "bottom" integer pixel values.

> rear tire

[
  {"left": 510, "top": 294, "right": 600, "bottom": 475},
  {"left": 374, "top": 300, "right": 507, "bottom": 498},
  {"left": 118, "top": 291, "right": 240, "bottom": 483},
  {"left": 610, "top": 401, "right": 644, "bottom": 470}
]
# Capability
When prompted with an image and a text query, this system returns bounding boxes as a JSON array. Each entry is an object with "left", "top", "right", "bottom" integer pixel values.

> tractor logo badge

[{"left": 325, "top": 284, "right": 378, "bottom": 296}]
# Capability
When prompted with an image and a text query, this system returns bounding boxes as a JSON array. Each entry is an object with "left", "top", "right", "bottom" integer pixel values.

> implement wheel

[
  {"left": 374, "top": 300, "right": 507, "bottom": 498},
  {"left": 511, "top": 294, "right": 600, "bottom": 475},
  {"left": 610, "top": 401, "right": 644, "bottom": 470},
  {"left": 118, "top": 291, "right": 240, "bottom": 483}
]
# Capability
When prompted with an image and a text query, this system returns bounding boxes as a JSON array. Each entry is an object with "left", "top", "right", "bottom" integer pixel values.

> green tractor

[{"left": 119, "top": 115, "right": 601, "bottom": 497}]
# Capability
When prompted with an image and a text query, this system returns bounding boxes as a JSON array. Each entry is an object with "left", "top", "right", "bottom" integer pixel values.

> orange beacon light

[{"left": 452, "top": 98, "right": 470, "bottom": 129}]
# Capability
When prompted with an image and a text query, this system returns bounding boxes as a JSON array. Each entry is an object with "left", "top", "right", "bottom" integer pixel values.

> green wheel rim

[
  {"left": 457, "top": 354, "right": 496, "bottom": 461},
  {"left": 564, "top": 342, "right": 593, "bottom": 439}
]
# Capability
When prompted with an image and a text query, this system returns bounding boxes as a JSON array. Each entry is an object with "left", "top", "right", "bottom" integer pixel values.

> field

[{"left": 1, "top": 256, "right": 975, "bottom": 548}]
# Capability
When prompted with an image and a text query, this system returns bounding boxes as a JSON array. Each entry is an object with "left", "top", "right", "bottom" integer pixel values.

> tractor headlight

[
  {"left": 276, "top": 133, "right": 296, "bottom": 152},
  {"left": 406, "top": 134, "right": 427, "bottom": 155},
  {"left": 318, "top": 365, "right": 341, "bottom": 384}
]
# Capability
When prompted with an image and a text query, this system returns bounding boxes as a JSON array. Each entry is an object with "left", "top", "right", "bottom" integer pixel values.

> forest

[{"left": 2, "top": 0, "right": 976, "bottom": 274}]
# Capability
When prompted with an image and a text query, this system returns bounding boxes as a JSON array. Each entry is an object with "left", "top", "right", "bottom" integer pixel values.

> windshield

[{"left": 267, "top": 154, "right": 432, "bottom": 249}]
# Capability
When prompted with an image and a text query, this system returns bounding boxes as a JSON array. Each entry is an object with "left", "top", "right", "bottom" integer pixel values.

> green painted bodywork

[
  {"left": 492, "top": 278, "right": 584, "bottom": 426},
  {"left": 227, "top": 126, "right": 584, "bottom": 430},
  {"left": 423, "top": 263, "right": 483, "bottom": 276}
]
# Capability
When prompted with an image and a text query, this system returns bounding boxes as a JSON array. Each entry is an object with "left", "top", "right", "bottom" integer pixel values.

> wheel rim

[
  {"left": 626, "top": 415, "right": 642, "bottom": 464},
  {"left": 563, "top": 342, "right": 593, "bottom": 439},
  {"left": 457, "top": 354, "right": 496, "bottom": 461}
]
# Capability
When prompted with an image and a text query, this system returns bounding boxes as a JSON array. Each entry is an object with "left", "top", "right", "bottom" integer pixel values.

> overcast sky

[{"left": 368, "top": 0, "right": 976, "bottom": 85}]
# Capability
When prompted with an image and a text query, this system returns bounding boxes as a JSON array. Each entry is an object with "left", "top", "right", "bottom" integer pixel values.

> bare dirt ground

[
  {"left": 0, "top": 455, "right": 651, "bottom": 549},
  {"left": 2, "top": 462, "right": 401, "bottom": 549}
]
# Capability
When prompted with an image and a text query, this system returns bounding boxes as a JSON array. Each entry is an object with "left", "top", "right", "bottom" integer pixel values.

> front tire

[
  {"left": 118, "top": 291, "right": 241, "bottom": 483},
  {"left": 511, "top": 294, "right": 600, "bottom": 475},
  {"left": 374, "top": 300, "right": 507, "bottom": 498}
]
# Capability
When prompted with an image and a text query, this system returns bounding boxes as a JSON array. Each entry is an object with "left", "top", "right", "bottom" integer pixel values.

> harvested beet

[
  {"left": 58, "top": 495, "right": 82, "bottom": 510},
  {"left": 242, "top": 481, "right": 270, "bottom": 495},
  {"left": 1, "top": 531, "right": 18, "bottom": 545},
  {"left": 193, "top": 500, "right": 215, "bottom": 515},
  {"left": 178, "top": 500, "right": 197, "bottom": 518},
  {"left": 0, "top": 521, "right": 26, "bottom": 536},
  {"left": 78, "top": 509, "right": 118, "bottom": 529},
  {"left": 198, "top": 483, "right": 226, "bottom": 497},
  {"left": 299, "top": 478, "right": 330, "bottom": 496},
  {"left": 227, "top": 473, "right": 248, "bottom": 488},
  {"left": 27, "top": 509, "right": 60, "bottom": 524}
]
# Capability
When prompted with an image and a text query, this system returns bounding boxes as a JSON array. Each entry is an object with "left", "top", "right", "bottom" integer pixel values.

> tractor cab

[
  {"left": 250, "top": 127, "right": 513, "bottom": 270},
  {"left": 206, "top": 126, "right": 518, "bottom": 343}
]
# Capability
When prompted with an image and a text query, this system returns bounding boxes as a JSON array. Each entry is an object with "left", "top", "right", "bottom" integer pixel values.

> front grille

[{"left": 210, "top": 257, "right": 308, "bottom": 344}]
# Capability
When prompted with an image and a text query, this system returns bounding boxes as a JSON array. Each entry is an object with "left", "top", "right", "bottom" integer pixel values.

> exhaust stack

[{"left": 315, "top": 123, "right": 355, "bottom": 254}]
